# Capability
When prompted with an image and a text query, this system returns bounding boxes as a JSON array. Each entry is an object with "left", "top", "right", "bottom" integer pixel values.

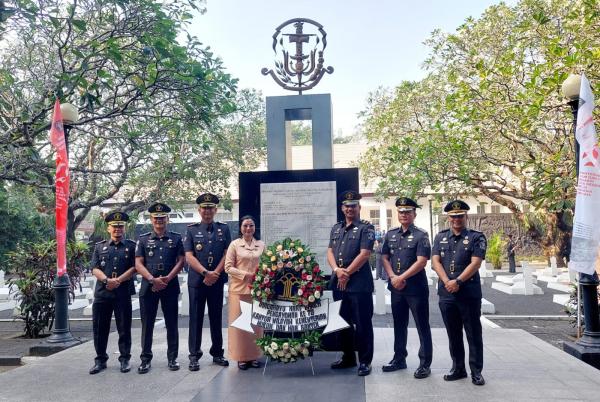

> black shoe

[
  {"left": 331, "top": 359, "right": 357, "bottom": 369},
  {"left": 188, "top": 359, "right": 200, "bottom": 371},
  {"left": 382, "top": 359, "right": 407, "bottom": 372},
  {"left": 357, "top": 363, "right": 372, "bottom": 376},
  {"left": 250, "top": 360, "right": 262, "bottom": 368},
  {"left": 213, "top": 356, "right": 229, "bottom": 367},
  {"left": 89, "top": 362, "right": 107, "bottom": 375},
  {"left": 414, "top": 366, "right": 431, "bottom": 379},
  {"left": 120, "top": 360, "right": 131, "bottom": 373},
  {"left": 137, "top": 361, "right": 151, "bottom": 374},
  {"left": 443, "top": 368, "right": 467, "bottom": 381},
  {"left": 471, "top": 372, "right": 485, "bottom": 386},
  {"left": 168, "top": 360, "right": 180, "bottom": 371},
  {"left": 237, "top": 361, "right": 249, "bottom": 370}
]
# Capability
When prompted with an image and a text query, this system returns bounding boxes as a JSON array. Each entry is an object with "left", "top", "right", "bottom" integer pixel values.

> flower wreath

[{"left": 250, "top": 237, "right": 326, "bottom": 307}]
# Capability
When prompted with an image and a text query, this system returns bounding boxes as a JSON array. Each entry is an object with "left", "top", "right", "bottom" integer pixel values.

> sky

[{"left": 190, "top": 0, "right": 517, "bottom": 137}]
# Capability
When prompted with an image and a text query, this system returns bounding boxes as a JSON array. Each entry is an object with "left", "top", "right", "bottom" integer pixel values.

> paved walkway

[{"left": 0, "top": 326, "right": 598, "bottom": 401}]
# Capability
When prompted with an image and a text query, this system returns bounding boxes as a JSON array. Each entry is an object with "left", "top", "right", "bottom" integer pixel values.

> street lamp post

[
  {"left": 47, "top": 102, "right": 79, "bottom": 345},
  {"left": 561, "top": 74, "right": 600, "bottom": 368},
  {"left": 427, "top": 195, "right": 434, "bottom": 243}
]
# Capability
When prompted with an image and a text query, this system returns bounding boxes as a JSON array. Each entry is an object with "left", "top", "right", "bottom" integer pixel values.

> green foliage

[
  {"left": 0, "top": 183, "right": 53, "bottom": 271},
  {"left": 486, "top": 232, "right": 506, "bottom": 270},
  {"left": 7, "top": 240, "right": 88, "bottom": 338},
  {"left": 360, "top": 0, "right": 600, "bottom": 255}
]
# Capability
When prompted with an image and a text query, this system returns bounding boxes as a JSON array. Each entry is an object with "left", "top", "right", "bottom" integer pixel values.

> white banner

[
  {"left": 231, "top": 291, "right": 349, "bottom": 334},
  {"left": 569, "top": 74, "right": 600, "bottom": 275}
]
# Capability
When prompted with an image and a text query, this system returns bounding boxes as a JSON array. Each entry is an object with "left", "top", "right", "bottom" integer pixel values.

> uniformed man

[
  {"left": 135, "top": 202, "right": 185, "bottom": 373},
  {"left": 381, "top": 197, "right": 433, "bottom": 379},
  {"left": 184, "top": 193, "right": 231, "bottom": 370},
  {"left": 89, "top": 211, "right": 136, "bottom": 375},
  {"left": 328, "top": 190, "right": 375, "bottom": 376},
  {"left": 431, "top": 200, "right": 487, "bottom": 386}
]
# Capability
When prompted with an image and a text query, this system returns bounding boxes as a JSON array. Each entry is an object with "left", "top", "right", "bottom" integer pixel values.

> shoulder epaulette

[
  {"left": 468, "top": 229, "right": 483, "bottom": 234},
  {"left": 388, "top": 226, "right": 400, "bottom": 231},
  {"left": 95, "top": 240, "right": 106, "bottom": 245},
  {"left": 187, "top": 222, "right": 200, "bottom": 227},
  {"left": 413, "top": 226, "right": 427, "bottom": 234},
  {"left": 139, "top": 232, "right": 151, "bottom": 237},
  {"left": 168, "top": 231, "right": 182, "bottom": 236},
  {"left": 360, "top": 219, "right": 372, "bottom": 225}
]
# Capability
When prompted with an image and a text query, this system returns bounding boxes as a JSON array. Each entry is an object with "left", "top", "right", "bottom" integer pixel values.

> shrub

[
  {"left": 487, "top": 232, "right": 506, "bottom": 270},
  {"left": 7, "top": 240, "right": 88, "bottom": 338}
]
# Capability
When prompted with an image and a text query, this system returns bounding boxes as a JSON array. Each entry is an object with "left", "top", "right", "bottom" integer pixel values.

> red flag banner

[{"left": 49, "top": 100, "right": 70, "bottom": 277}]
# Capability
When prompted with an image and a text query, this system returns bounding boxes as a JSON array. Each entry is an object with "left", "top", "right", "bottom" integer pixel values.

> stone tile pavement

[{"left": 0, "top": 326, "right": 598, "bottom": 401}]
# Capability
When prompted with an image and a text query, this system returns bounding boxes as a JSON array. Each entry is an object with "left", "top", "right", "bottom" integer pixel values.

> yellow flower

[
  {"left": 299, "top": 257, "right": 305, "bottom": 264},
  {"left": 297, "top": 247, "right": 304, "bottom": 253},
  {"left": 282, "top": 253, "right": 289, "bottom": 260},
  {"left": 271, "top": 265, "right": 277, "bottom": 271},
  {"left": 270, "top": 256, "right": 276, "bottom": 262},
  {"left": 262, "top": 264, "right": 267, "bottom": 269},
  {"left": 276, "top": 244, "right": 283, "bottom": 251},
  {"left": 290, "top": 242, "right": 295, "bottom": 248},
  {"left": 267, "top": 250, "right": 273, "bottom": 256}
]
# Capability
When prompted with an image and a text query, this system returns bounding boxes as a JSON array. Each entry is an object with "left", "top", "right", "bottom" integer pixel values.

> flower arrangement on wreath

[
  {"left": 256, "top": 331, "right": 321, "bottom": 363},
  {"left": 250, "top": 237, "right": 326, "bottom": 307}
]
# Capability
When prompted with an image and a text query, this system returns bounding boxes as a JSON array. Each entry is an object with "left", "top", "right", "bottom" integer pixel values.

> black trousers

[
  {"left": 139, "top": 290, "right": 179, "bottom": 362},
  {"left": 92, "top": 297, "right": 132, "bottom": 364},
  {"left": 508, "top": 254, "right": 516, "bottom": 273},
  {"left": 439, "top": 298, "right": 483, "bottom": 374},
  {"left": 188, "top": 284, "right": 224, "bottom": 359},
  {"left": 391, "top": 292, "right": 432, "bottom": 367},
  {"left": 337, "top": 291, "right": 374, "bottom": 365}
]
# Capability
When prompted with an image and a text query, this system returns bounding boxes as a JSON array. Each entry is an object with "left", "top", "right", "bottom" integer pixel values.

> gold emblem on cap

[
  {"left": 156, "top": 204, "right": 162, "bottom": 211},
  {"left": 204, "top": 194, "right": 212, "bottom": 202},
  {"left": 114, "top": 212, "right": 122, "bottom": 221},
  {"left": 400, "top": 198, "right": 407, "bottom": 204},
  {"left": 345, "top": 192, "right": 353, "bottom": 200},
  {"left": 452, "top": 202, "right": 461, "bottom": 210}
]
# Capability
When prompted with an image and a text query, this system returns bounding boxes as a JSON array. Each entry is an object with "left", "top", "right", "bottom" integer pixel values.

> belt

[
  {"left": 447, "top": 264, "right": 467, "bottom": 274},
  {"left": 148, "top": 263, "right": 167, "bottom": 272}
]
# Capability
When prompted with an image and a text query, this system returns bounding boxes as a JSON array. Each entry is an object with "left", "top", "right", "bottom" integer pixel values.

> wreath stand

[{"left": 261, "top": 329, "right": 316, "bottom": 376}]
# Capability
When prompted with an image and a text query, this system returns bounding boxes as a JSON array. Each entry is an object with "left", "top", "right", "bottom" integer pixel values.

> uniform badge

[
  {"left": 441, "top": 251, "right": 445, "bottom": 257},
  {"left": 408, "top": 235, "right": 413, "bottom": 242},
  {"left": 125, "top": 248, "right": 128, "bottom": 252},
  {"left": 101, "top": 261, "right": 106, "bottom": 267},
  {"left": 103, "top": 246, "right": 107, "bottom": 250},
  {"left": 168, "top": 239, "right": 173, "bottom": 244},
  {"left": 463, "top": 240, "right": 469, "bottom": 245},
  {"left": 442, "top": 237, "right": 447, "bottom": 241},
  {"left": 196, "top": 244, "right": 203, "bottom": 251},
  {"left": 148, "top": 251, "right": 154, "bottom": 257}
]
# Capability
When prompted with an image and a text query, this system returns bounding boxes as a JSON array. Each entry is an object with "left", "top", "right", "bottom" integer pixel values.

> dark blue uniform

[
  {"left": 90, "top": 239, "right": 136, "bottom": 365},
  {"left": 432, "top": 228, "right": 486, "bottom": 375},
  {"left": 328, "top": 219, "right": 375, "bottom": 365},
  {"left": 136, "top": 231, "right": 184, "bottom": 363},
  {"left": 382, "top": 224, "right": 432, "bottom": 367},
  {"left": 184, "top": 221, "right": 231, "bottom": 360}
]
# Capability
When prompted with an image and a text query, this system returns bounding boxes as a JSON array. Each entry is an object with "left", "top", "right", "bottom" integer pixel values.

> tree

[
  {"left": 360, "top": 0, "right": 600, "bottom": 262},
  {"left": 0, "top": 0, "right": 255, "bottom": 237},
  {"left": 0, "top": 181, "right": 54, "bottom": 270}
]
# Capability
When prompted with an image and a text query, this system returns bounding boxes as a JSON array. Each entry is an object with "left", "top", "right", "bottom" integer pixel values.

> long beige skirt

[{"left": 228, "top": 293, "right": 263, "bottom": 362}]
